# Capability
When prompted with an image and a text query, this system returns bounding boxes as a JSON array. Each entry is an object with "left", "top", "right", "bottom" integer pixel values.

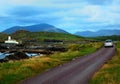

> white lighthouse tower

[{"left": 8, "top": 36, "right": 11, "bottom": 41}]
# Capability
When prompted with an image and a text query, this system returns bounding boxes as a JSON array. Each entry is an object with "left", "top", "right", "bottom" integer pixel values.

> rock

[{"left": 0, "top": 52, "right": 29, "bottom": 62}]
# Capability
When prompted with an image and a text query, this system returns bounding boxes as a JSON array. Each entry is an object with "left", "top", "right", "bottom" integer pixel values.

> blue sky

[{"left": 0, "top": 0, "right": 120, "bottom": 33}]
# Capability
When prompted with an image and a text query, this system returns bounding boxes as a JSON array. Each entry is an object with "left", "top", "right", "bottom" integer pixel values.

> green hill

[
  {"left": 0, "top": 30, "right": 85, "bottom": 43},
  {"left": 0, "top": 33, "right": 8, "bottom": 42},
  {"left": 92, "top": 35, "right": 120, "bottom": 41}
]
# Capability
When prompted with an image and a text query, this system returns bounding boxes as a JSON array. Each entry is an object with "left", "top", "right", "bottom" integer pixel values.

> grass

[
  {"left": 0, "top": 42, "right": 102, "bottom": 84},
  {"left": 90, "top": 42, "right": 120, "bottom": 84},
  {"left": 0, "top": 57, "right": 61, "bottom": 84},
  {"left": 2, "top": 31, "right": 85, "bottom": 42}
]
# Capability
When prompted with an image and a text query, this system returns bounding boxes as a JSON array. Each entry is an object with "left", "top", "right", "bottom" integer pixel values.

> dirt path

[{"left": 19, "top": 47, "right": 115, "bottom": 84}]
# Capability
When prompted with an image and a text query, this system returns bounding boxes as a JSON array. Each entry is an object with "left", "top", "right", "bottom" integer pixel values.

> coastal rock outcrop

[{"left": 0, "top": 52, "right": 29, "bottom": 62}]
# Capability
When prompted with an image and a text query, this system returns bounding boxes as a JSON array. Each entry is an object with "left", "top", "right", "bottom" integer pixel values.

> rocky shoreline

[
  {"left": 0, "top": 52, "right": 29, "bottom": 62},
  {"left": 0, "top": 46, "right": 66, "bottom": 63}
]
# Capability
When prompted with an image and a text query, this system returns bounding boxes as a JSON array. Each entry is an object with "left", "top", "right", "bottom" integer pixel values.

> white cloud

[{"left": 0, "top": 0, "right": 120, "bottom": 33}]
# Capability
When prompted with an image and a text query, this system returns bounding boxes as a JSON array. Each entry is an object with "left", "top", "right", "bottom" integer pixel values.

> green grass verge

[
  {"left": 90, "top": 42, "right": 120, "bottom": 84},
  {"left": 0, "top": 42, "right": 102, "bottom": 84}
]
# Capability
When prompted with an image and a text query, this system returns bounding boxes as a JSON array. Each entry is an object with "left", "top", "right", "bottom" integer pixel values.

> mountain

[
  {"left": 75, "top": 29, "right": 120, "bottom": 37},
  {"left": 2, "top": 23, "right": 68, "bottom": 34},
  {"left": 75, "top": 31, "right": 95, "bottom": 37}
]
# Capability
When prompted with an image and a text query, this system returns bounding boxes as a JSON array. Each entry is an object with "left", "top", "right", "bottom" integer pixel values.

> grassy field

[
  {"left": 90, "top": 42, "right": 120, "bottom": 84},
  {"left": 0, "top": 42, "right": 102, "bottom": 84}
]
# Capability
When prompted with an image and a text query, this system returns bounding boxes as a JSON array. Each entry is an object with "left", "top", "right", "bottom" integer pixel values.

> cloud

[
  {"left": 8, "top": 6, "right": 44, "bottom": 17},
  {"left": 84, "top": 0, "right": 113, "bottom": 5},
  {"left": 0, "top": 0, "right": 120, "bottom": 33}
]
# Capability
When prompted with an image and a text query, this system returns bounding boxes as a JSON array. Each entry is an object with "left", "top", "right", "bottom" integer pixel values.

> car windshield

[{"left": 105, "top": 40, "right": 112, "bottom": 42}]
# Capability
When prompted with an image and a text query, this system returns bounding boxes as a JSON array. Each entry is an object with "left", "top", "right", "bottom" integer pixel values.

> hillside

[
  {"left": 12, "top": 31, "right": 84, "bottom": 42},
  {"left": 0, "top": 33, "right": 8, "bottom": 42},
  {"left": 92, "top": 35, "right": 120, "bottom": 41},
  {"left": 75, "top": 29, "right": 120, "bottom": 37},
  {"left": 2, "top": 23, "right": 68, "bottom": 34},
  {"left": 0, "top": 30, "right": 85, "bottom": 43}
]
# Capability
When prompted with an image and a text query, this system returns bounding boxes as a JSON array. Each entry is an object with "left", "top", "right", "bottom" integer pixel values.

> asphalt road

[{"left": 19, "top": 47, "right": 115, "bottom": 84}]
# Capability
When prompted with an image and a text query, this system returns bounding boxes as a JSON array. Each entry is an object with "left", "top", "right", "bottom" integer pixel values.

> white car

[{"left": 104, "top": 39, "right": 113, "bottom": 47}]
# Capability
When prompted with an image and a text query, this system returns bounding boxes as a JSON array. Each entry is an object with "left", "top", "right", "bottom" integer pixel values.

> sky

[{"left": 0, "top": 0, "right": 120, "bottom": 33}]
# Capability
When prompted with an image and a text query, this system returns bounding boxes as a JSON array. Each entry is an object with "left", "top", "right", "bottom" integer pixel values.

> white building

[{"left": 5, "top": 36, "right": 19, "bottom": 44}]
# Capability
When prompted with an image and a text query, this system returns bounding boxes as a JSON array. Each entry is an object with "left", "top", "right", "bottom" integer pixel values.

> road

[{"left": 19, "top": 47, "right": 115, "bottom": 84}]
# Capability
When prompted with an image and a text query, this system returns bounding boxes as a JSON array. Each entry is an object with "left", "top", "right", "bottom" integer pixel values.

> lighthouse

[
  {"left": 8, "top": 36, "right": 11, "bottom": 41},
  {"left": 5, "top": 36, "right": 19, "bottom": 44}
]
